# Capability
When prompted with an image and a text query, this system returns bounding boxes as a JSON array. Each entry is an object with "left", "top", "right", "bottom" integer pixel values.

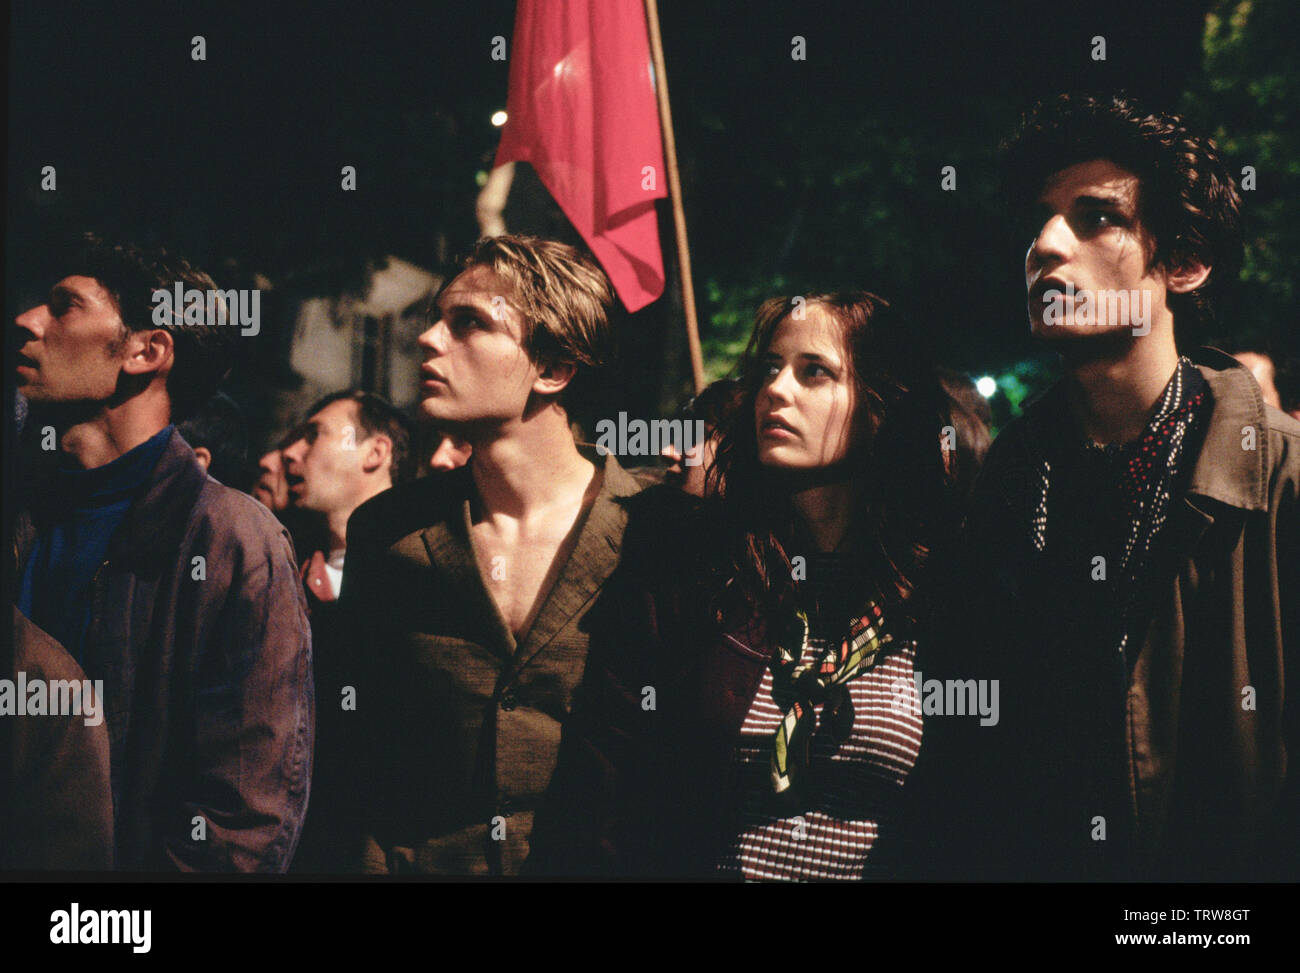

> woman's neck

[{"left": 790, "top": 479, "right": 854, "bottom": 554}]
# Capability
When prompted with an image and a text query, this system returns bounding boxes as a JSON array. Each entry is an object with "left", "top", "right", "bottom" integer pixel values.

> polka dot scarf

[{"left": 1030, "top": 357, "right": 1208, "bottom": 653}]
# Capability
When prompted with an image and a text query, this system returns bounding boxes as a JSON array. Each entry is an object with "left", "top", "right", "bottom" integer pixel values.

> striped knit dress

[{"left": 715, "top": 560, "right": 923, "bottom": 880}]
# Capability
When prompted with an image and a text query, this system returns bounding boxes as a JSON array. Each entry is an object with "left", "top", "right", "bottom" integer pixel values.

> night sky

[{"left": 9, "top": 0, "right": 1217, "bottom": 387}]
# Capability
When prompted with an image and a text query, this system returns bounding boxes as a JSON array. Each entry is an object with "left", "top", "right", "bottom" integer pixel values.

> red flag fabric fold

[{"left": 494, "top": 0, "right": 667, "bottom": 311}]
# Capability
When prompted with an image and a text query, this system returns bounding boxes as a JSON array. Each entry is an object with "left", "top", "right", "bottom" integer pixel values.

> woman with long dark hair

[
  {"left": 529, "top": 291, "right": 967, "bottom": 879},
  {"left": 668, "top": 291, "right": 963, "bottom": 879}
]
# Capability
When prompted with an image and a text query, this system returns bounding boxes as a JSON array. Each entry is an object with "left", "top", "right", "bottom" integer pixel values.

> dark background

[{"left": 9, "top": 0, "right": 1297, "bottom": 432}]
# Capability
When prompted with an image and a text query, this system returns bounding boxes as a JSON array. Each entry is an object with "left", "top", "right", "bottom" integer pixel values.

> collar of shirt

[{"left": 54, "top": 425, "right": 176, "bottom": 510}]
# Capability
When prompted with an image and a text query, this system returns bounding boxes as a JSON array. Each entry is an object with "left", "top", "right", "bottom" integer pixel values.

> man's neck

[
  {"left": 466, "top": 408, "right": 595, "bottom": 522},
  {"left": 58, "top": 398, "right": 171, "bottom": 470},
  {"left": 328, "top": 478, "right": 393, "bottom": 550},
  {"left": 1060, "top": 329, "right": 1181, "bottom": 446}
]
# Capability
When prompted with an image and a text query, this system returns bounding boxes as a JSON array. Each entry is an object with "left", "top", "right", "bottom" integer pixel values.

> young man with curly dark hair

[{"left": 914, "top": 93, "right": 1300, "bottom": 881}]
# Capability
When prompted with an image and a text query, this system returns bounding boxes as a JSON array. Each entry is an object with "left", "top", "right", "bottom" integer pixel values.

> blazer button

[{"left": 500, "top": 691, "right": 517, "bottom": 711}]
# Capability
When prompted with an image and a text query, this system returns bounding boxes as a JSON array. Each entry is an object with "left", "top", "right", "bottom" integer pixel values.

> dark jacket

[
  {"left": 525, "top": 485, "right": 734, "bottom": 876},
  {"left": 911, "top": 349, "right": 1300, "bottom": 881},
  {"left": 3, "top": 608, "right": 114, "bottom": 870},
  {"left": 13, "top": 429, "right": 314, "bottom": 872},
  {"left": 336, "top": 450, "right": 644, "bottom": 875},
  {"left": 289, "top": 552, "right": 348, "bottom": 873}
]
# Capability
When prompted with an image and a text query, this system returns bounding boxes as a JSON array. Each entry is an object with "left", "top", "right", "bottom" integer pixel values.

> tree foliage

[{"left": 1186, "top": 0, "right": 1300, "bottom": 356}]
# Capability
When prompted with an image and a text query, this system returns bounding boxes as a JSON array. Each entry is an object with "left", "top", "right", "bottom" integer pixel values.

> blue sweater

[{"left": 18, "top": 425, "right": 175, "bottom": 661}]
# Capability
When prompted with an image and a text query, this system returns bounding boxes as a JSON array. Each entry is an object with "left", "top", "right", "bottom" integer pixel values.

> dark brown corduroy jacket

[
  {"left": 13, "top": 429, "right": 314, "bottom": 872},
  {"left": 334, "top": 449, "right": 644, "bottom": 875},
  {"left": 911, "top": 348, "right": 1300, "bottom": 881}
]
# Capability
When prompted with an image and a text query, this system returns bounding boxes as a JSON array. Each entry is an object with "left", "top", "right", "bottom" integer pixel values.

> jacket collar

[
  {"left": 1021, "top": 346, "right": 1270, "bottom": 513},
  {"left": 18, "top": 426, "right": 207, "bottom": 572},
  {"left": 107, "top": 428, "right": 209, "bottom": 567},
  {"left": 1183, "top": 347, "right": 1269, "bottom": 512},
  {"left": 419, "top": 448, "right": 643, "bottom": 664},
  {"left": 512, "top": 447, "right": 642, "bottom": 668}
]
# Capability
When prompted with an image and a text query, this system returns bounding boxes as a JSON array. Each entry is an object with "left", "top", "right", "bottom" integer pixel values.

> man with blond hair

[{"left": 334, "top": 235, "right": 643, "bottom": 875}]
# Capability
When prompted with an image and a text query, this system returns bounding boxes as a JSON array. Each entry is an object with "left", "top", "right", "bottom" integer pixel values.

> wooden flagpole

[{"left": 644, "top": 0, "right": 705, "bottom": 393}]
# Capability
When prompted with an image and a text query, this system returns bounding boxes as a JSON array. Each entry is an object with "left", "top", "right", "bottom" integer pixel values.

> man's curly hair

[{"left": 1003, "top": 92, "right": 1244, "bottom": 328}]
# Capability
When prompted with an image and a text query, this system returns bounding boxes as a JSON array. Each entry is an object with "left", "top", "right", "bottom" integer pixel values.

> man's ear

[
  {"left": 120, "top": 328, "right": 174, "bottom": 377},
  {"left": 192, "top": 446, "right": 212, "bottom": 471},
  {"left": 533, "top": 359, "right": 577, "bottom": 397},
  {"left": 1165, "top": 258, "right": 1212, "bottom": 294},
  {"left": 361, "top": 433, "right": 393, "bottom": 475}
]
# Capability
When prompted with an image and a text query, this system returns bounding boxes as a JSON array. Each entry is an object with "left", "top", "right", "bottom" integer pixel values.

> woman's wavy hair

[{"left": 705, "top": 292, "right": 963, "bottom": 631}]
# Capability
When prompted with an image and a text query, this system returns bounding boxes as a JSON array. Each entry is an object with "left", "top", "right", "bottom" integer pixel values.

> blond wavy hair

[{"left": 459, "top": 235, "right": 615, "bottom": 413}]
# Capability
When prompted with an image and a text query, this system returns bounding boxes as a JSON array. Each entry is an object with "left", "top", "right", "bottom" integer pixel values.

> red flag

[{"left": 494, "top": 0, "right": 667, "bottom": 311}]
